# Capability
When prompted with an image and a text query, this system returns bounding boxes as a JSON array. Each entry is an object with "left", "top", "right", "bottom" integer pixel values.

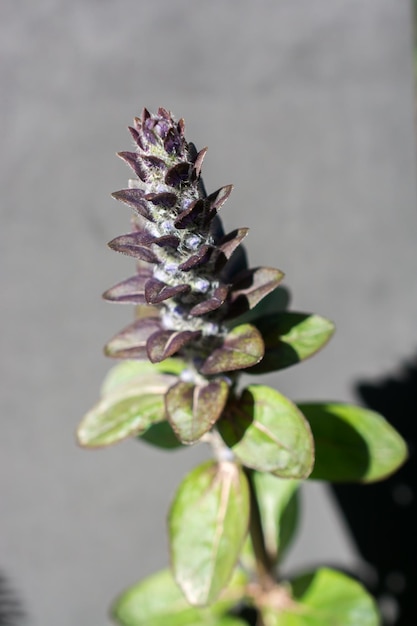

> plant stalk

[{"left": 244, "top": 468, "right": 276, "bottom": 592}]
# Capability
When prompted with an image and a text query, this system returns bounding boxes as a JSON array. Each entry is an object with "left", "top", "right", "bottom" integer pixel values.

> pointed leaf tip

[
  {"left": 228, "top": 267, "right": 285, "bottom": 318},
  {"left": 207, "top": 185, "right": 234, "bottom": 211},
  {"left": 107, "top": 232, "right": 159, "bottom": 263},
  {"left": 104, "top": 317, "right": 161, "bottom": 359},
  {"left": 193, "top": 146, "right": 208, "bottom": 178},
  {"left": 103, "top": 272, "right": 150, "bottom": 304},
  {"left": 111, "top": 188, "right": 150, "bottom": 219}
]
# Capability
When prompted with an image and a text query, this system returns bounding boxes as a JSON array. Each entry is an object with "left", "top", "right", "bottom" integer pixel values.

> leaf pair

[
  {"left": 78, "top": 361, "right": 407, "bottom": 487},
  {"left": 162, "top": 461, "right": 378, "bottom": 626},
  {"left": 113, "top": 567, "right": 379, "bottom": 626},
  {"left": 218, "top": 386, "right": 407, "bottom": 484},
  {"left": 77, "top": 357, "right": 230, "bottom": 448},
  {"left": 105, "top": 319, "right": 265, "bottom": 376}
]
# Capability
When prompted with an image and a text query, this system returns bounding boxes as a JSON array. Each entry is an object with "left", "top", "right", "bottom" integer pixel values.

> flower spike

[{"left": 104, "top": 108, "right": 284, "bottom": 381}]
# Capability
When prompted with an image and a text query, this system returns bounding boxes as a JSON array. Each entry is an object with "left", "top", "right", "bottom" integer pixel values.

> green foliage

[
  {"left": 218, "top": 386, "right": 314, "bottom": 478},
  {"left": 77, "top": 373, "right": 172, "bottom": 447},
  {"left": 252, "top": 472, "right": 300, "bottom": 563},
  {"left": 112, "top": 567, "right": 248, "bottom": 626},
  {"left": 169, "top": 460, "right": 250, "bottom": 606},
  {"left": 248, "top": 312, "right": 335, "bottom": 374},
  {"left": 80, "top": 108, "right": 409, "bottom": 626},
  {"left": 259, "top": 568, "right": 379, "bottom": 626},
  {"left": 166, "top": 379, "right": 229, "bottom": 443},
  {"left": 100, "top": 358, "right": 186, "bottom": 395},
  {"left": 299, "top": 403, "right": 408, "bottom": 482}
]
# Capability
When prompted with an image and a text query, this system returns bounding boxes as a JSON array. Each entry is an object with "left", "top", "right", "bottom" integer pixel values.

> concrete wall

[{"left": 1, "top": 1, "right": 416, "bottom": 624}]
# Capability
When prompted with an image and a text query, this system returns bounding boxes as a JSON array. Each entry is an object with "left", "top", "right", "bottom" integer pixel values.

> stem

[
  {"left": 200, "top": 429, "right": 235, "bottom": 462},
  {"left": 244, "top": 467, "right": 276, "bottom": 592}
]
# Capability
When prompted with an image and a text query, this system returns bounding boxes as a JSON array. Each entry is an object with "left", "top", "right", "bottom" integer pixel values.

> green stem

[{"left": 244, "top": 468, "right": 276, "bottom": 592}]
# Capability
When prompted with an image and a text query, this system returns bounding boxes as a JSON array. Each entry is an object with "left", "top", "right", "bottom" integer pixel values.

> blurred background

[{"left": 1, "top": 1, "right": 416, "bottom": 625}]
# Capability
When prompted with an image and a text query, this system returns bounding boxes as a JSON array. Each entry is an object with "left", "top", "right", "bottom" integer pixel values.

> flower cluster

[
  {"left": 104, "top": 108, "right": 283, "bottom": 374},
  {"left": 102, "top": 108, "right": 284, "bottom": 442}
]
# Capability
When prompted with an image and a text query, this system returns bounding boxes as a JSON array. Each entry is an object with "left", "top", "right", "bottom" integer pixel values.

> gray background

[{"left": 1, "top": 1, "right": 416, "bottom": 624}]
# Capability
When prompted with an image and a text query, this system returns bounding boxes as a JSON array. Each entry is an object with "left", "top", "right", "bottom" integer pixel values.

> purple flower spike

[{"left": 104, "top": 108, "right": 284, "bottom": 370}]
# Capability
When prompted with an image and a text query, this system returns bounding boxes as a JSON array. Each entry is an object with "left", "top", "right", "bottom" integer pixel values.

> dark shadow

[
  {"left": 331, "top": 355, "right": 417, "bottom": 626},
  {"left": 230, "top": 605, "right": 258, "bottom": 625},
  {"left": 218, "top": 390, "right": 255, "bottom": 446},
  {"left": 303, "top": 405, "right": 370, "bottom": 480},
  {"left": 0, "top": 572, "right": 25, "bottom": 626}
]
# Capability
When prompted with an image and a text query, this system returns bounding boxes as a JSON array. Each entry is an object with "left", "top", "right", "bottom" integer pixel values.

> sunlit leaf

[
  {"left": 252, "top": 472, "right": 300, "bottom": 563},
  {"left": 248, "top": 312, "right": 335, "bottom": 374},
  {"left": 260, "top": 568, "right": 379, "bottom": 626},
  {"left": 200, "top": 324, "right": 264, "bottom": 375},
  {"left": 77, "top": 374, "right": 173, "bottom": 448},
  {"left": 112, "top": 567, "right": 248, "bottom": 626},
  {"left": 166, "top": 379, "right": 229, "bottom": 443},
  {"left": 298, "top": 403, "right": 408, "bottom": 482},
  {"left": 218, "top": 386, "right": 314, "bottom": 479},
  {"left": 169, "top": 460, "right": 250, "bottom": 606},
  {"left": 101, "top": 358, "right": 186, "bottom": 396}
]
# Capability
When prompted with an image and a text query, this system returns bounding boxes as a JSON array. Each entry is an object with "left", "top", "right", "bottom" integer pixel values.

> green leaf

[
  {"left": 248, "top": 312, "right": 335, "bottom": 374},
  {"left": 112, "top": 567, "right": 248, "bottom": 626},
  {"left": 252, "top": 472, "right": 300, "bottom": 563},
  {"left": 169, "top": 460, "right": 250, "bottom": 606},
  {"left": 259, "top": 568, "right": 379, "bottom": 626},
  {"left": 139, "top": 420, "right": 183, "bottom": 449},
  {"left": 200, "top": 324, "right": 264, "bottom": 375},
  {"left": 298, "top": 403, "right": 408, "bottom": 482},
  {"left": 101, "top": 358, "right": 185, "bottom": 395},
  {"left": 166, "top": 379, "right": 230, "bottom": 443},
  {"left": 218, "top": 386, "right": 314, "bottom": 479},
  {"left": 77, "top": 373, "right": 173, "bottom": 448}
]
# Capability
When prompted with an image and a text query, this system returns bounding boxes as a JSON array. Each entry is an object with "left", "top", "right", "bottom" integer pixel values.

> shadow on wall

[
  {"left": 331, "top": 355, "right": 417, "bottom": 626},
  {"left": 0, "top": 572, "right": 25, "bottom": 626}
]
